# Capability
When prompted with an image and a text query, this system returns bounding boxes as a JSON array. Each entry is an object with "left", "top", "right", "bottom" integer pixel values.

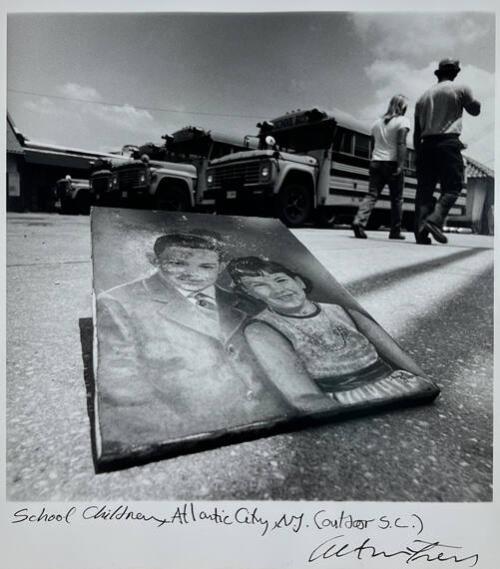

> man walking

[{"left": 414, "top": 59, "right": 481, "bottom": 244}]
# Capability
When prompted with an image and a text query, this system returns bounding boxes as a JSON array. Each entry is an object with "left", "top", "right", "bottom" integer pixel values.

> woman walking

[{"left": 352, "top": 94, "right": 410, "bottom": 240}]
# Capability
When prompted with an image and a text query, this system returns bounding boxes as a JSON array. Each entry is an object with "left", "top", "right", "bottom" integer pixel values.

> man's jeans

[
  {"left": 354, "top": 161, "right": 403, "bottom": 232},
  {"left": 415, "top": 135, "right": 464, "bottom": 234}
]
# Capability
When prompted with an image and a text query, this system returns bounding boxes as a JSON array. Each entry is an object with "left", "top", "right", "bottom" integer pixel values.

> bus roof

[
  {"left": 328, "top": 108, "right": 418, "bottom": 151},
  {"left": 263, "top": 107, "right": 372, "bottom": 137},
  {"left": 169, "top": 126, "right": 249, "bottom": 149},
  {"left": 260, "top": 107, "right": 422, "bottom": 154},
  {"left": 322, "top": 107, "right": 372, "bottom": 136}
]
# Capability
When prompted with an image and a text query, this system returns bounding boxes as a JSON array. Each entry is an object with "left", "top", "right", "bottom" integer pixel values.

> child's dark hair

[
  {"left": 154, "top": 230, "right": 223, "bottom": 258},
  {"left": 226, "top": 256, "right": 312, "bottom": 293}
]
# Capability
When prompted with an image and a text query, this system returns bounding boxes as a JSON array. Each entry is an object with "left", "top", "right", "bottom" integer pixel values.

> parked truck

[
  {"left": 55, "top": 175, "right": 92, "bottom": 214},
  {"left": 163, "top": 126, "right": 255, "bottom": 210},
  {"left": 90, "top": 144, "right": 197, "bottom": 211}
]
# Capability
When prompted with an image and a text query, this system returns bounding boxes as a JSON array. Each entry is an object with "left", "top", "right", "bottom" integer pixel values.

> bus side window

[
  {"left": 405, "top": 150, "right": 416, "bottom": 173},
  {"left": 354, "top": 134, "right": 370, "bottom": 159},
  {"left": 339, "top": 131, "right": 354, "bottom": 154}
]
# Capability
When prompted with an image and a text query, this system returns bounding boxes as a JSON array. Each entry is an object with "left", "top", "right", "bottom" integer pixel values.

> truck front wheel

[
  {"left": 276, "top": 183, "right": 312, "bottom": 227},
  {"left": 154, "top": 184, "right": 191, "bottom": 212}
]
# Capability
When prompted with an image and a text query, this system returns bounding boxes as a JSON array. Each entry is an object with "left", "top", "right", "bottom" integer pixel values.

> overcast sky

[{"left": 7, "top": 12, "right": 495, "bottom": 166}]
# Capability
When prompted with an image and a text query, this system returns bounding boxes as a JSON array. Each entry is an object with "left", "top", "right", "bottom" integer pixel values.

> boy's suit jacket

[{"left": 95, "top": 272, "right": 290, "bottom": 453}]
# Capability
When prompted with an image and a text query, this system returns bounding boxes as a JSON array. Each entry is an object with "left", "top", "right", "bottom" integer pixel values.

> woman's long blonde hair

[{"left": 383, "top": 94, "right": 408, "bottom": 124}]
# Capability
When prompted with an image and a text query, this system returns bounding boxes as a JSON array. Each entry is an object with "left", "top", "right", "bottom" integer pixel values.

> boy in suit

[{"left": 96, "top": 232, "right": 290, "bottom": 455}]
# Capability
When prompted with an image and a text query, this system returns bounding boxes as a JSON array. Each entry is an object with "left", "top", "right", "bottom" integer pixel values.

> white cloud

[
  {"left": 23, "top": 96, "right": 57, "bottom": 115},
  {"left": 90, "top": 102, "right": 156, "bottom": 132},
  {"left": 350, "top": 13, "right": 486, "bottom": 59},
  {"left": 57, "top": 82, "right": 157, "bottom": 132},
  {"left": 22, "top": 81, "right": 166, "bottom": 148},
  {"left": 58, "top": 82, "right": 101, "bottom": 102},
  {"left": 360, "top": 60, "right": 494, "bottom": 165}
]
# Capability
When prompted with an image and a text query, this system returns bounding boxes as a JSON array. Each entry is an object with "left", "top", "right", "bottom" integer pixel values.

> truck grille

[
  {"left": 211, "top": 161, "right": 260, "bottom": 188},
  {"left": 92, "top": 174, "right": 111, "bottom": 193},
  {"left": 117, "top": 167, "right": 146, "bottom": 190}
]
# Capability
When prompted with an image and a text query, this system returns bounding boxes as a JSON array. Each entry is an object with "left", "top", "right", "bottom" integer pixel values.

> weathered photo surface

[{"left": 90, "top": 207, "right": 439, "bottom": 470}]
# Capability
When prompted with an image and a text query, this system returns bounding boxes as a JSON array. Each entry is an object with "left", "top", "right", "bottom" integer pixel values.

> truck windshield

[
  {"left": 167, "top": 128, "right": 250, "bottom": 161},
  {"left": 259, "top": 110, "right": 337, "bottom": 153}
]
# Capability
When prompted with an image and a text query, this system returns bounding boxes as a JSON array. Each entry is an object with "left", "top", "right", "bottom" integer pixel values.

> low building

[
  {"left": 465, "top": 156, "right": 494, "bottom": 235},
  {"left": 6, "top": 113, "right": 113, "bottom": 212}
]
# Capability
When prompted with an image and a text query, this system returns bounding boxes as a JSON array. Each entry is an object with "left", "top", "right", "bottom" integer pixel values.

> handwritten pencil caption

[
  {"left": 12, "top": 505, "right": 418, "bottom": 534},
  {"left": 11, "top": 505, "right": 479, "bottom": 566}
]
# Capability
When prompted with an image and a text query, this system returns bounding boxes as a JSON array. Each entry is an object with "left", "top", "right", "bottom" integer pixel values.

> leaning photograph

[{"left": 5, "top": 10, "right": 494, "bottom": 504}]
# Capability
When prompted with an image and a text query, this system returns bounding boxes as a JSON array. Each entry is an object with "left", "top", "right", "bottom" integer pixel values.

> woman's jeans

[{"left": 353, "top": 160, "right": 404, "bottom": 232}]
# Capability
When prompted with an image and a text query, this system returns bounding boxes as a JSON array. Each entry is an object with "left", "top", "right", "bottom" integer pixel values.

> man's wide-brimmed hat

[{"left": 434, "top": 58, "right": 461, "bottom": 75}]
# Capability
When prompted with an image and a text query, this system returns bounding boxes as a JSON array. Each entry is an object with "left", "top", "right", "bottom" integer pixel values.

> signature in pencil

[{"left": 308, "top": 536, "right": 479, "bottom": 566}]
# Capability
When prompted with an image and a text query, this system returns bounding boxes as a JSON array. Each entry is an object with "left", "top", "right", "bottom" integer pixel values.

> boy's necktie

[{"left": 193, "top": 292, "right": 218, "bottom": 320}]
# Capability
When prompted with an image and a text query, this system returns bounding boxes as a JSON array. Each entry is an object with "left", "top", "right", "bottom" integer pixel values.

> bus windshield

[
  {"left": 258, "top": 109, "right": 337, "bottom": 153},
  {"left": 165, "top": 127, "right": 251, "bottom": 161}
]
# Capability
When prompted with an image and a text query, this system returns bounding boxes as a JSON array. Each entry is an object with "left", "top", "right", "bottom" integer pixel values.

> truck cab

[
  {"left": 55, "top": 175, "right": 92, "bottom": 214},
  {"left": 91, "top": 144, "right": 197, "bottom": 211},
  {"left": 164, "top": 126, "right": 254, "bottom": 210},
  {"left": 90, "top": 148, "right": 138, "bottom": 206},
  {"left": 111, "top": 154, "right": 197, "bottom": 211},
  {"left": 90, "top": 159, "right": 114, "bottom": 206},
  {"left": 205, "top": 108, "right": 337, "bottom": 226}
]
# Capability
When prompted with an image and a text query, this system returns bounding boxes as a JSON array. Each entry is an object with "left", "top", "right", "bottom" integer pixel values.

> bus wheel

[
  {"left": 314, "top": 207, "right": 336, "bottom": 228},
  {"left": 276, "top": 183, "right": 312, "bottom": 227},
  {"left": 155, "top": 183, "right": 190, "bottom": 212}
]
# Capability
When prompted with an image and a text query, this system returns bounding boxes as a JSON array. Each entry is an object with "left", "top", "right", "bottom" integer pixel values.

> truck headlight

[
  {"left": 207, "top": 173, "right": 214, "bottom": 185},
  {"left": 139, "top": 173, "right": 146, "bottom": 183},
  {"left": 111, "top": 175, "right": 118, "bottom": 188},
  {"left": 260, "top": 163, "right": 271, "bottom": 180}
]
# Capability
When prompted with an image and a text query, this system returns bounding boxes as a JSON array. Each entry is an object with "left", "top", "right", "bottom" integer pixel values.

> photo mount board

[{"left": 88, "top": 207, "right": 440, "bottom": 472}]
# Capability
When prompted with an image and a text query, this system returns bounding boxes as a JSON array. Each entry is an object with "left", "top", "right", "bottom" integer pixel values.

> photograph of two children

[{"left": 91, "top": 208, "right": 438, "bottom": 469}]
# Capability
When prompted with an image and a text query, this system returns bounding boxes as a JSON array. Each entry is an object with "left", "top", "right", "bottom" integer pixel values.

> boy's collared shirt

[
  {"left": 182, "top": 285, "right": 220, "bottom": 325},
  {"left": 182, "top": 285, "right": 217, "bottom": 306}
]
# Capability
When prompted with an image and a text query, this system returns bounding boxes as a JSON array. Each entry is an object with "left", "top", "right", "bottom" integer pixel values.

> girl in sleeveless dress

[{"left": 227, "top": 256, "right": 427, "bottom": 410}]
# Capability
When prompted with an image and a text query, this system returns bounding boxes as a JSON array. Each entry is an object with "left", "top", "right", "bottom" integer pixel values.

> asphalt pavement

[{"left": 6, "top": 212, "right": 493, "bottom": 501}]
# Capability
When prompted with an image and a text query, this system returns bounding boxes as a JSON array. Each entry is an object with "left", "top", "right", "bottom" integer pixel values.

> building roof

[
  {"left": 6, "top": 113, "right": 25, "bottom": 155},
  {"left": 464, "top": 155, "right": 494, "bottom": 179},
  {"left": 21, "top": 138, "right": 136, "bottom": 170}
]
